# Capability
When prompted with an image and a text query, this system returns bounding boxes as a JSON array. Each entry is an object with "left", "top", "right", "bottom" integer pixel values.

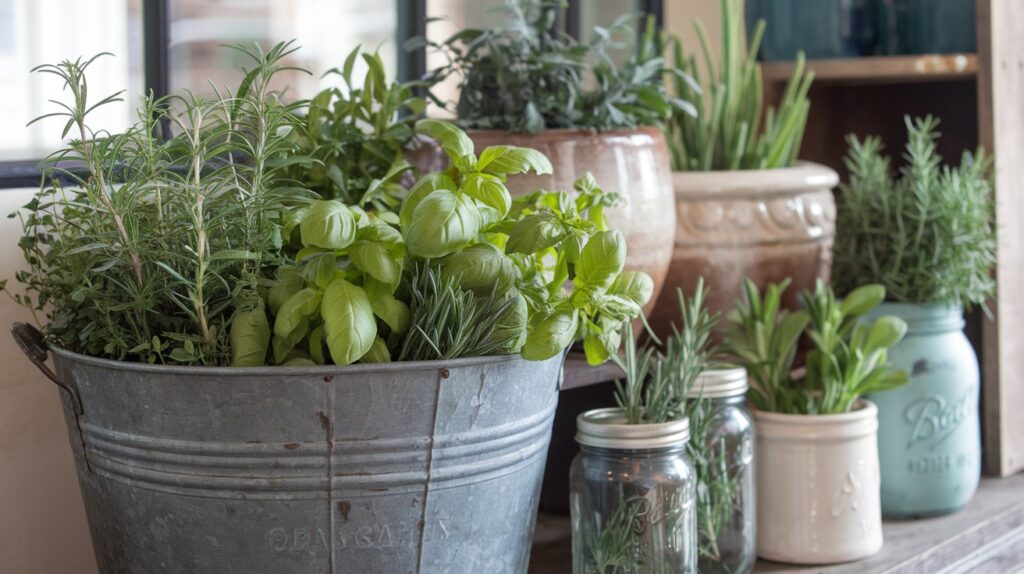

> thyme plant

[
  {"left": 420, "top": 0, "right": 692, "bottom": 133},
  {"left": 666, "top": 0, "right": 814, "bottom": 171},
  {"left": 6, "top": 43, "right": 303, "bottom": 365},
  {"left": 834, "top": 116, "right": 996, "bottom": 307}
]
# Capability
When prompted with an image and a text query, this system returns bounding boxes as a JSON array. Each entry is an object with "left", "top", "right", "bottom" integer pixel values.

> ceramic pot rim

[
  {"left": 672, "top": 161, "right": 839, "bottom": 199},
  {"left": 753, "top": 400, "right": 878, "bottom": 441}
]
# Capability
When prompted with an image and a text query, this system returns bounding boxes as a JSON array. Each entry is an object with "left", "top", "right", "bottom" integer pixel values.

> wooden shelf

[
  {"left": 529, "top": 473, "right": 1024, "bottom": 573},
  {"left": 763, "top": 53, "right": 978, "bottom": 85},
  {"left": 561, "top": 352, "right": 622, "bottom": 391}
]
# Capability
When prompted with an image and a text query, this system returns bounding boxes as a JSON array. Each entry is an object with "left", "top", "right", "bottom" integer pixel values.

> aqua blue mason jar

[{"left": 865, "top": 303, "right": 981, "bottom": 518}]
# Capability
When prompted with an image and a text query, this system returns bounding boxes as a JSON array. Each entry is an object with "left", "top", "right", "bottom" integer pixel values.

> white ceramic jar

[{"left": 754, "top": 400, "right": 883, "bottom": 564}]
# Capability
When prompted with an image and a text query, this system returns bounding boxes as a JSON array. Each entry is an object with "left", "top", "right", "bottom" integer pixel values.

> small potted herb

[
  {"left": 570, "top": 283, "right": 715, "bottom": 573},
  {"left": 415, "top": 0, "right": 692, "bottom": 313},
  {"left": 724, "top": 279, "right": 908, "bottom": 564},
  {"left": 833, "top": 115, "right": 995, "bottom": 518},
  {"left": 655, "top": 0, "right": 838, "bottom": 335},
  {"left": 6, "top": 44, "right": 649, "bottom": 573}
]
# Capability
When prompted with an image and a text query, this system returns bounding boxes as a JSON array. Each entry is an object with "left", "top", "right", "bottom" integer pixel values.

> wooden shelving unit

[{"left": 762, "top": 53, "right": 978, "bottom": 85}]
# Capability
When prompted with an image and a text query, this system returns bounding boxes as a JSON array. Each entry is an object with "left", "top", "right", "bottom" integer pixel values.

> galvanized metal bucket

[{"left": 12, "top": 323, "right": 563, "bottom": 574}]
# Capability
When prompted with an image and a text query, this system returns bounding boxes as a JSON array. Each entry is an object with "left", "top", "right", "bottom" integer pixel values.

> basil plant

[{"left": 232, "top": 119, "right": 651, "bottom": 367}]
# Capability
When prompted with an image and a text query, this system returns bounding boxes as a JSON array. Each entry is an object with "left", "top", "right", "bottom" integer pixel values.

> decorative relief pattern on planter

[{"left": 653, "top": 163, "right": 838, "bottom": 337}]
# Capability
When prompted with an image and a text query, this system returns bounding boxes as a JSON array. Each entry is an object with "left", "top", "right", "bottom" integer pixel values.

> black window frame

[{"left": 0, "top": 0, "right": 663, "bottom": 190}]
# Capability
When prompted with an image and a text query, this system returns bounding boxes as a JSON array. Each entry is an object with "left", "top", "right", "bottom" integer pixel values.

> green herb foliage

[
  {"left": 666, "top": 0, "right": 814, "bottom": 171},
  {"left": 8, "top": 43, "right": 303, "bottom": 365},
  {"left": 263, "top": 119, "right": 651, "bottom": 366},
  {"left": 724, "top": 279, "right": 909, "bottom": 415},
  {"left": 420, "top": 0, "right": 692, "bottom": 133},
  {"left": 613, "top": 280, "right": 717, "bottom": 425},
  {"left": 280, "top": 47, "right": 424, "bottom": 212},
  {"left": 834, "top": 116, "right": 996, "bottom": 307}
]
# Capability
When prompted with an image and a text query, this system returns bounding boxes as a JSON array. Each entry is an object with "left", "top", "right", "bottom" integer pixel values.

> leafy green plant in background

[
  {"left": 418, "top": 0, "right": 693, "bottom": 133},
  {"left": 666, "top": 0, "right": 814, "bottom": 171},
  {"left": 723, "top": 279, "right": 909, "bottom": 415},
  {"left": 834, "top": 115, "right": 996, "bottom": 307},
  {"left": 6, "top": 42, "right": 303, "bottom": 365},
  {"left": 280, "top": 47, "right": 424, "bottom": 212}
]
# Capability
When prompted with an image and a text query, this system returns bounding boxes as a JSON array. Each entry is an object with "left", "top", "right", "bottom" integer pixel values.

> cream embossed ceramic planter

[
  {"left": 652, "top": 162, "right": 837, "bottom": 336},
  {"left": 754, "top": 401, "right": 883, "bottom": 565}
]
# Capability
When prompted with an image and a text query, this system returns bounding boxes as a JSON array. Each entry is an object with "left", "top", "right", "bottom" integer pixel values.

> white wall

[{"left": 0, "top": 189, "right": 96, "bottom": 574}]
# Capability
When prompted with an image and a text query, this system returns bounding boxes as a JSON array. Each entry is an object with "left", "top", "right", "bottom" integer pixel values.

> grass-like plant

[
  {"left": 834, "top": 116, "right": 996, "bottom": 307},
  {"left": 419, "top": 0, "right": 692, "bottom": 133},
  {"left": 666, "top": 0, "right": 814, "bottom": 171},
  {"left": 724, "top": 279, "right": 909, "bottom": 415}
]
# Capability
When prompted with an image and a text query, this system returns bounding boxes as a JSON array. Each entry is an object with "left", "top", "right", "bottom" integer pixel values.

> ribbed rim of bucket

[
  {"left": 48, "top": 344, "right": 556, "bottom": 376},
  {"left": 686, "top": 367, "right": 749, "bottom": 399},
  {"left": 575, "top": 408, "right": 690, "bottom": 449}
]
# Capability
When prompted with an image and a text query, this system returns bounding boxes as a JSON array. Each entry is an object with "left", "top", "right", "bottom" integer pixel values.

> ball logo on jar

[{"left": 903, "top": 386, "right": 974, "bottom": 450}]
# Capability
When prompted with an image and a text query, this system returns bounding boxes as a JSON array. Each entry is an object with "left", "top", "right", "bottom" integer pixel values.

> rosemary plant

[
  {"left": 420, "top": 0, "right": 691, "bottom": 133},
  {"left": 6, "top": 43, "right": 303, "bottom": 365},
  {"left": 666, "top": 0, "right": 814, "bottom": 171},
  {"left": 834, "top": 116, "right": 996, "bottom": 307}
]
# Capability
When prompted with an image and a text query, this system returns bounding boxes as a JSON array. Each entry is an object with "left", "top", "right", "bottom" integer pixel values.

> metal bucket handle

[{"left": 11, "top": 322, "right": 83, "bottom": 415}]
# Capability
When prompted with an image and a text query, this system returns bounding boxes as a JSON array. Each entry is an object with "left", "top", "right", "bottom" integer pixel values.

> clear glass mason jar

[
  {"left": 687, "top": 367, "right": 756, "bottom": 574},
  {"left": 570, "top": 408, "right": 697, "bottom": 574}
]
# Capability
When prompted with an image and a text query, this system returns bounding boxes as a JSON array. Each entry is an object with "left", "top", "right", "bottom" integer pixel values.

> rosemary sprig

[
  {"left": 397, "top": 262, "right": 518, "bottom": 361},
  {"left": 834, "top": 115, "right": 996, "bottom": 307}
]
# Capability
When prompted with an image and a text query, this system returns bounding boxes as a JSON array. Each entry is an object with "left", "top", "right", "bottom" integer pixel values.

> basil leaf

[
  {"left": 321, "top": 278, "right": 377, "bottom": 366},
  {"left": 442, "top": 242, "right": 519, "bottom": 294},
  {"left": 268, "top": 266, "right": 305, "bottom": 315},
  {"left": 274, "top": 288, "right": 323, "bottom": 338},
  {"left": 405, "top": 190, "right": 482, "bottom": 258},
  {"left": 461, "top": 172, "right": 512, "bottom": 216},
  {"left": 573, "top": 230, "right": 625, "bottom": 294},
  {"left": 360, "top": 337, "right": 391, "bottom": 363},
  {"left": 229, "top": 303, "right": 270, "bottom": 366},
  {"left": 350, "top": 240, "right": 402, "bottom": 288},
  {"left": 506, "top": 212, "right": 565, "bottom": 255},
  {"left": 300, "top": 199, "right": 357, "bottom": 249},
  {"left": 367, "top": 288, "right": 411, "bottom": 336},
  {"left": 487, "top": 291, "right": 529, "bottom": 354},
  {"left": 357, "top": 222, "right": 404, "bottom": 249},
  {"left": 416, "top": 119, "right": 476, "bottom": 167},
  {"left": 583, "top": 331, "right": 610, "bottom": 366},
  {"left": 309, "top": 324, "right": 325, "bottom": 365},
  {"left": 272, "top": 316, "right": 310, "bottom": 365},
  {"left": 609, "top": 270, "right": 655, "bottom": 307},
  {"left": 400, "top": 172, "right": 457, "bottom": 229},
  {"left": 522, "top": 309, "right": 579, "bottom": 360},
  {"left": 477, "top": 145, "right": 553, "bottom": 176}
]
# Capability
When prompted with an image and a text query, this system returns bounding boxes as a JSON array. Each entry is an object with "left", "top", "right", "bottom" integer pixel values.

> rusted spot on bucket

[
  {"left": 440, "top": 368, "right": 450, "bottom": 379},
  {"left": 323, "top": 375, "right": 334, "bottom": 383},
  {"left": 317, "top": 411, "right": 331, "bottom": 432},
  {"left": 337, "top": 501, "right": 351, "bottom": 523},
  {"left": 283, "top": 443, "right": 300, "bottom": 450}
]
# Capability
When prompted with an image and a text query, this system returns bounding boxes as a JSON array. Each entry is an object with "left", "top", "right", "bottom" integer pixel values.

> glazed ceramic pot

[
  {"left": 651, "top": 162, "right": 837, "bottom": 337},
  {"left": 865, "top": 303, "right": 981, "bottom": 518},
  {"left": 876, "top": 0, "right": 976, "bottom": 55},
  {"left": 754, "top": 401, "right": 883, "bottom": 564},
  {"left": 466, "top": 128, "right": 676, "bottom": 314}
]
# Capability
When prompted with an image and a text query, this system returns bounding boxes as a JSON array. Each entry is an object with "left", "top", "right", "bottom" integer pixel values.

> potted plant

[
  {"left": 570, "top": 283, "right": 716, "bottom": 573},
  {"left": 654, "top": 0, "right": 838, "bottom": 336},
  {"left": 413, "top": 0, "right": 691, "bottom": 314},
  {"left": 724, "top": 279, "right": 908, "bottom": 564},
  {"left": 5, "top": 43, "right": 650, "bottom": 573},
  {"left": 833, "top": 115, "right": 995, "bottom": 518}
]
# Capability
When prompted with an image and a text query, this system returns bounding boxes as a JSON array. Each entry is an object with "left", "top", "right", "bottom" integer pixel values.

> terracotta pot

[
  {"left": 754, "top": 401, "right": 884, "bottom": 564},
  {"left": 652, "top": 162, "right": 838, "bottom": 336},
  {"left": 408, "top": 128, "right": 676, "bottom": 314}
]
